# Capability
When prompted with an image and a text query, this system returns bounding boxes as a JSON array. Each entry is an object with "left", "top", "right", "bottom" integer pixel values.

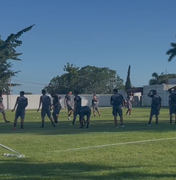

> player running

[
  {"left": 0, "top": 90, "right": 10, "bottom": 123},
  {"left": 12, "top": 91, "right": 28, "bottom": 130},
  {"left": 37, "top": 89, "right": 56, "bottom": 128},
  {"left": 65, "top": 91, "right": 73, "bottom": 120},
  {"left": 169, "top": 87, "right": 176, "bottom": 124},
  {"left": 72, "top": 90, "right": 82, "bottom": 126},
  {"left": 51, "top": 93, "right": 62, "bottom": 124},
  {"left": 92, "top": 94, "right": 101, "bottom": 117},
  {"left": 110, "top": 89, "right": 125, "bottom": 128},
  {"left": 80, "top": 106, "right": 91, "bottom": 128},
  {"left": 148, "top": 90, "right": 162, "bottom": 126}
]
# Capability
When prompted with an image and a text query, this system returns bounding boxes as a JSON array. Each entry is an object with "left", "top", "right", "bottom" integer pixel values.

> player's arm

[
  {"left": 110, "top": 96, "right": 113, "bottom": 106},
  {"left": 37, "top": 96, "right": 42, "bottom": 112},
  {"left": 25, "top": 98, "right": 28, "bottom": 108},
  {"left": 74, "top": 98, "right": 77, "bottom": 111},
  {"left": 64, "top": 96, "right": 67, "bottom": 109},
  {"left": 148, "top": 90, "right": 153, "bottom": 97},
  {"left": 12, "top": 97, "right": 19, "bottom": 112},
  {"left": 159, "top": 97, "right": 162, "bottom": 110}
]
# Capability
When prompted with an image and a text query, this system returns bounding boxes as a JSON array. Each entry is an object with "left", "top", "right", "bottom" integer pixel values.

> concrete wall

[
  {"left": 3, "top": 90, "right": 142, "bottom": 110},
  {"left": 142, "top": 84, "right": 176, "bottom": 107}
]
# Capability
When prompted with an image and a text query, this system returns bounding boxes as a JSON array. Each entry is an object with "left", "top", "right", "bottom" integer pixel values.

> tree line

[{"left": 0, "top": 26, "right": 176, "bottom": 94}]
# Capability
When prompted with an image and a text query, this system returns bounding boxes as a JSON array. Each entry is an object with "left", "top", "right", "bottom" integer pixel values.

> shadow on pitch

[
  {"left": 0, "top": 159, "right": 175, "bottom": 180},
  {"left": 0, "top": 117, "right": 175, "bottom": 135}
]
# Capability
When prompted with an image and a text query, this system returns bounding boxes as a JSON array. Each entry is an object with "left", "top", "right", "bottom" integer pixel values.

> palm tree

[
  {"left": 149, "top": 72, "right": 164, "bottom": 85},
  {"left": 166, "top": 42, "right": 176, "bottom": 62}
]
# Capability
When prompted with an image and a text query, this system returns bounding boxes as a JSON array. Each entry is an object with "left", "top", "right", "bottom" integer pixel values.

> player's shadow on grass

[
  {"left": 0, "top": 159, "right": 175, "bottom": 180},
  {"left": 0, "top": 119, "right": 175, "bottom": 135}
]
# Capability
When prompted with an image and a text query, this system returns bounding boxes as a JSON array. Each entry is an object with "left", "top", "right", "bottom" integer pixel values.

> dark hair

[
  {"left": 113, "top": 89, "right": 118, "bottom": 93},
  {"left": 74, "top": 90, "right": 79, "bottom": 95},
  {"left": 42, "top": 89, "right": 46, "bottom": 94},
  {"left": 20, "top": 91, "right": 25, "bottom": 96}
]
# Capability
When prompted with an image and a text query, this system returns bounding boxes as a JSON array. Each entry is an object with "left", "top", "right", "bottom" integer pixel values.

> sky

[{"left": 1, "top": 0, "right": 176, "bottom": 94}]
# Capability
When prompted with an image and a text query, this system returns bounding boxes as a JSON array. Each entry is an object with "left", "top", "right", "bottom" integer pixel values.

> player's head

[
  {"left": 20, "top": 91, "right": 25, "bottom": 96},
  {"left": 69, "top": 91, "right": 72, "bottom": 95},
  {"left": 51, "top": 93, "right": 55, "bottom": 97},
  {"left": 113, "top": 89, "right": 118, "bottom": 94},
  {"left": 152, "top": 90, "right": 157, "bottom": 95},
  {"left": 42, "top": 89, "right": 46, "bottom": 95},
  {"left": 93, "top": 94, "right": 96, "bottom": 97},
  {"left": 74, "top": 90, "right": 79, "bottom": 96}
]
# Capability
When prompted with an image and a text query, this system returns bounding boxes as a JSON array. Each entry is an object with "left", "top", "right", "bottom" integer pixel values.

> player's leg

[
  {"left": 79, "top": 114, "right": 84, "bottom": 128},
  {"left": 170, "top": 106, "right": 173, "bottom": 124},
  {"left": 72, "top": 110, "right": 78, "bottom": 125},
  {"left": 52, "top": 109, "right": 58, "bottom": 124},
  {"left": 20, "top": 111, "right": 25, "bottom": 129},
  {"left": 148, "top": 108, "right": 153, "bottom": 126},
  {"left": 96, "top": 107, "right": 101, "bottom": 116},
  {"left": 47, "top": 109, "right": 55, "bottom": 127},
  {"left": 118, "top": 108, "right": 124, "bottom": 127},
  {"left": 126, "top": 108, "right": 129, "bottom": 115},
  {"left": 41, "top": 109, "right": 46, "bottom": 128},
  {"left": 67, "top": 104, "right": 73, "bottom": 120},
  {"left": 86, "top": 113, "right": 91, "bottom": 128},
  {"left": 13, "top": 111, "right": 19, "bottom": 130},
  {"left": 112, "top": 108, "right": 118, "bottom": 127},
  {"left": 93, "top": 106, "right": 96, "bottom": 116},
  {"left": 1, "top": 110, "right": 10, "bottom": 123}
]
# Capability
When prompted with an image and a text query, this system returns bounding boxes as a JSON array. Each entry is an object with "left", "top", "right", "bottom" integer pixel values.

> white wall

[
  {"left": 3, "top": 90, "right": 142, "bottom": 110},
  {"left": 142, "top": 84, "right": 176, "bottom": 107}
]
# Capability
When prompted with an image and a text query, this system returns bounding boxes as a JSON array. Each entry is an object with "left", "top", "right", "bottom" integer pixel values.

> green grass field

[{"left": 0, "top": 107, "right": 176, "bottom": 180}]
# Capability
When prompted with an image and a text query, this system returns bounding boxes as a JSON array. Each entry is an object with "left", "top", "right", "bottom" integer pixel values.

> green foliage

[
  {"left": 125, "top": 65, "right": 132, "bottom": 90},
  {"left": 149, "top": 72, "right": 176, "bottom": 85},
  {"left": 166, "top": 42, "right": 176, "bottom": 62},
  {"left": 45, "top": 63, "right": 124, "bottom": 94},
  {"left": 0, "top": 24, "right": 35, "bottom": 93}
]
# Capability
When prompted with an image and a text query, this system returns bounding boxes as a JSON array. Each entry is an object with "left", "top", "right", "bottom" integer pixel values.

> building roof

[{"left": 126, "top": 87, "right": 143, "bottom": 93}]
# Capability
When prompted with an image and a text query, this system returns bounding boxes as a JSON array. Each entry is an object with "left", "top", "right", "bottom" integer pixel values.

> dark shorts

[
  {"left": 52, "top": 107, "right": 61, "bottom": 117},
  {"left": 112, "top": 106, "right": 123, "bottom": 117},
  {"left": 41, "top": 108, "right": 51, "bottom": 118},
  {"left": 170, "top": 104, "right": 176, "bottom": 114},
  {"left": 150, "top": 107, "right": 160, "bottom": 116},
  {"left": 80, "top": 106, "right": 91, "bottom": 118},
  {"left": 15, "top": 109, "right": 25, "bottom": 119}
]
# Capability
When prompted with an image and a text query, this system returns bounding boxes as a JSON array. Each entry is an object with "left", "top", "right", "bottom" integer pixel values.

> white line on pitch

[{"left": 53, "top": 137, "right": 176, "bottom": 153}]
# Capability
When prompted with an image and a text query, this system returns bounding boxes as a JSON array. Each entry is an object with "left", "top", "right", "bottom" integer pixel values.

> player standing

[
  {"left": 92, "top": 94, "right": 101, "bottom": 117},
  {"left": 12, "top": 91, "right": 28, "bottom": 130},
  {"left": 65, "top": 91, "right": 73, "bottom": 120},
  {"left": 51, "top": 93, "right": 62, "bottom": 124},
  {"left": 0, "top": 90, "right": 10, "bottom": 123},
  {"left": 72, "top": 90, "right": 82, "bottom": 126},
  {"left": 37, "top": 89, "right": 55, "bottom": 128},
  {"left": 148, "top": 90, "right": 162, "bottom": 126},
  {"left": 169, "top": 87, "right": 176, "bottom": 124},
  {"left": 126, "top": 92, "right": 135, "bottom": 116},
  {"left": 110, "top": 89, "right": 125, "bottom": 127}
]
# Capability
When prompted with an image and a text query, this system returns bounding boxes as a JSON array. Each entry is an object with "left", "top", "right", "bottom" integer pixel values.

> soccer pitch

[{"left": 0, "top": 107, "right": 176, "bottom": 180}]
